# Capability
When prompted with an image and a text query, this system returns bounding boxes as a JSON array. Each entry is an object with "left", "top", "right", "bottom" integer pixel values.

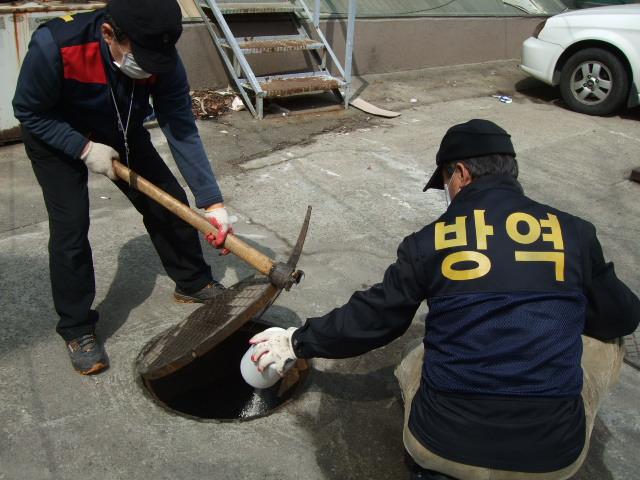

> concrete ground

[{"left": 1, "top": 60, "right": 639, "bottom": 480}]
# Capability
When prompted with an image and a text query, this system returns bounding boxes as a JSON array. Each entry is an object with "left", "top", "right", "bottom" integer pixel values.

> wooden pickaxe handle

[{"left": 112, "top": 160, "right": 274, "bottom": 277}]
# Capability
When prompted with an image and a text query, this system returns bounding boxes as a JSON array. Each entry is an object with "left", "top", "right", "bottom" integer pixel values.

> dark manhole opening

[{"left": 138, "top": 320, "right": 309, "bottom": 421}]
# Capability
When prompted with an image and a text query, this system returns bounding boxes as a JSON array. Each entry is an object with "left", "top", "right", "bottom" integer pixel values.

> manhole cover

[{"left": 138, "top": 319, "right": 309, "bottom": 421}]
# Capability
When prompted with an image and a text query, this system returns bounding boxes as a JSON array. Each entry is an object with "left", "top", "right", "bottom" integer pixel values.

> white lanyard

[{"left": 109, "top": 80, "right": 135, "bottom": 168}]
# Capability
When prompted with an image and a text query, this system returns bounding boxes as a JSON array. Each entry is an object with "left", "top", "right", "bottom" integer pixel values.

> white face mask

[
  {"left": 444, "top": 173, "right": 455, "bottom": 208},
  {"left": 114, "top": 52, "right": 152, "bottom": 79}
]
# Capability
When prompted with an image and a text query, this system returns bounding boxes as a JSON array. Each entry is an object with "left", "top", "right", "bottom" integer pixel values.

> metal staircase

[{"left": 194, "top": 0, "right": 356, "bottom": 118}]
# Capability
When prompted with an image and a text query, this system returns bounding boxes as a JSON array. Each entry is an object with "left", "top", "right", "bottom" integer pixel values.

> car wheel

[{"left": 559, "top": 48, "right": 629, "bottom": 116}]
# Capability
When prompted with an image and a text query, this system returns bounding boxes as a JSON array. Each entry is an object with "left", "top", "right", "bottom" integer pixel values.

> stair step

[
  {"left": 216, "top": 2, "right": 302, "bottom": 14},
  {"left": 222, "top": 38, "right": 324, "bottom": 54},
  {"left": 244, "top": 73, "right": 344, "bottom": 98}
]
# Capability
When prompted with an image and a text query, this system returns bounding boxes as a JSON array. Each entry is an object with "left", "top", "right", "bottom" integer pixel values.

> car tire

[{"left": 559, "top": 48, "right": 629, "bottom": 116}]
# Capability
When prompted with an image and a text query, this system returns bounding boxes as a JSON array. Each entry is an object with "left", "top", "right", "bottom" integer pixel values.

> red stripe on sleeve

[{"left": 61, "top": 42, "right": 107, "bottom": 84}]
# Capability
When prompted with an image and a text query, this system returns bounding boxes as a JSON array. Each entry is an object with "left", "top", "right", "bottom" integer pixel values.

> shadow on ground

[
  {"left": 573, "top": 417, "right": 615, "bottom": 480},
  {"left": 0, "top": 251, "right": 52, "bottom": 360},
  {"left": 515, "top": 77, "right": 562, "bottom": 106},
  {"left": 0, "top": 231, "right": 277, "bottom": 358},
  {"left": 516, "top": 78, "right": 640, "bottom": 122},
  {"left": 96, "top": 233, "right": 277, "bottom": 340},
  {"left": 293, "top": 321, "right": 426, "bottom": 480},
  {"left": 291, "top": 309, "right": 618, "bottom": 480}
]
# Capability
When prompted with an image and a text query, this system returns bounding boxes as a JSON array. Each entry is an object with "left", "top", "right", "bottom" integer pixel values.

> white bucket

[{"left": 239, "top": 327, "right": 284, "bottom": 389}]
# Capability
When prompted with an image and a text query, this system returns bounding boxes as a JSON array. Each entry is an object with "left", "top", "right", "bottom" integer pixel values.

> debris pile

[{"left": 190, "top": 89, "right": 236, "bottom": 120}]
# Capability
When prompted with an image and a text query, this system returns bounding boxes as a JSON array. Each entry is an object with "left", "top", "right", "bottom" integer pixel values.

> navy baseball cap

[
  {"left": 107, "top": 0, "right": 183, "bottom": 75},
  {"left": 423, "top": 119, "right": 516, "bottom": 191}
]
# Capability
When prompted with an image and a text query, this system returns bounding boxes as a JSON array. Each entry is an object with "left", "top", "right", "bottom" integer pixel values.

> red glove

[{"left": 204, "top": 206, "right": 233, "bottom": 255}]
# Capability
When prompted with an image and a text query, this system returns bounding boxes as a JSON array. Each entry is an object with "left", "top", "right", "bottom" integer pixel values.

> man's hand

[
  {"left": 80, "top": 142, "right": 118, "bottom": 180},
  {"left": 249, "top": 327, "right": 298, "bottom": 376},
  {"left": 204, "top": 204, "right": 233, "bottom": 254}
]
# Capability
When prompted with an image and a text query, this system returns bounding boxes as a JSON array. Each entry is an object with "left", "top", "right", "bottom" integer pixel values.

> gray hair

[{"left": 443, "top": 154, "right": 518, "bottom": 180}]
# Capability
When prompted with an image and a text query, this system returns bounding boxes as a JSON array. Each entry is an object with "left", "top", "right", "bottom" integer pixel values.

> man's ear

[
  {"left": 101, "top": 23, "right": 115, "bottom": 45},
  {"left": 456, "top": 162, "right": 473, "bottom": 187}
]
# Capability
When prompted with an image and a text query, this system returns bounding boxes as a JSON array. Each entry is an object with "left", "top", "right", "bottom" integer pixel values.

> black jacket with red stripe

[{"left": 13, "top": 9, "right": 223, "bottom": 208}]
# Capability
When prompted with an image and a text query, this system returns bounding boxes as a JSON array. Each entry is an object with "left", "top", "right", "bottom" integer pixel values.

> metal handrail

[
  {"left": 297, "top": 0, "right": 346, "bottom": 79},
  {"left": 313, "top": 0, "right": 320, "bottom": 27},
  {"left": 192, "top": 0, "right": 356, "bottom": 118},
  {"left": 192, "top": 1, "right": 258, "bottom": 117},
  {"left": 343, "top": 0, "right": 356, "bottom": 105}
]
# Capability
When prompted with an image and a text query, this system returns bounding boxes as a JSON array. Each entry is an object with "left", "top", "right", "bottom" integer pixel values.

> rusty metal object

[
  {"left": 269, "top": 207, "right": 309, "bottom": 291},
  {"left": 237, "top": 38, "right": 323, "bottom": 54},
  {"left": 137, "top": 207, "right": 312, "bottom": 381},
  {"left": 216, "top": 2, "right": 301, "bottom": 15},
  {"left": 0, "top": 2, "right": 105, "bottom": 14},
  {"left": 259, "top": 76, "right": 341, "bottom": 98},
  {"left": 631, "top": 167, "right": 640, "bottom": 184},
  {"left": 277, "top": 358, "right": 309, "bottom": 398},
  {"left": 138, "top": 276, "right": 279, "bottom": 380}
]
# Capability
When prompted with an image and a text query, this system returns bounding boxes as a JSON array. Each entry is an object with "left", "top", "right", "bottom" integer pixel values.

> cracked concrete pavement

[{"left": 1, "top": 60, "right": 639, "bottom": 479}]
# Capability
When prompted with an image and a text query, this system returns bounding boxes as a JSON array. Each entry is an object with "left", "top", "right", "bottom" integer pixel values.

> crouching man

[{"left": 250, "top": 120, "right": 640, "bottom": 479}]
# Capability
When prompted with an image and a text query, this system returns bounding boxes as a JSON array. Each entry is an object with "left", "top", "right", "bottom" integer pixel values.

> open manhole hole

[{"left": 137, "top": 320, "right": 309, "bottom": 421}]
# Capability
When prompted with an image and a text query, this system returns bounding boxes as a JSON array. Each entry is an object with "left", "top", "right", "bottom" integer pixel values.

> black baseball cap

[
  {"left": 106, "top": 0, "right": 183, "bottom": 75},
  {"left": 423, "top": 119, "right": 516, "bottom": 191}
]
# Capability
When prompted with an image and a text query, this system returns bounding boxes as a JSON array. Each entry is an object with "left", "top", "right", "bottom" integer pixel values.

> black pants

[{"left": 23, "top": 128, "right": 213, "bottom": 341}]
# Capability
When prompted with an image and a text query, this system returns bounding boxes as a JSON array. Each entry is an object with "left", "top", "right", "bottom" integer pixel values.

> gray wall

[{"left": 178, "top": 16, "right": 544, "bottom": 89}]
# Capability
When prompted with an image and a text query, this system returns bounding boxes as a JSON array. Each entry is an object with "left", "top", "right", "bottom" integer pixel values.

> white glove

[
  {"left": 80, "top": 142, "right": 118, "bottom": 180},
  {"left": 204, "top": 206, "right": 234, "bottom": 252},
  {"left": 249, "top": 327, "right": 298, "bottom": 376}
]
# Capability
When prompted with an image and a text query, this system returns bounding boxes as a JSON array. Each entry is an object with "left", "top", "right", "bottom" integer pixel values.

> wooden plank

[
  {"left": 177, "top": 0, "right": 201, "bottom": 18},
  {"left": 251, "top": 76, "right": 341, "bottom": 97},
  {"left": 233, "top": 38, "right": 323, "bottom": 54}
]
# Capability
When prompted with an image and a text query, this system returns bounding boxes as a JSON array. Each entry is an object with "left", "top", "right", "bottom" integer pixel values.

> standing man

[
  {"left": 250, "top": 120, "right": 640, "bottom": 479},
  {"left": 13, "top": 0, "right": 232, "bottom": 375}
]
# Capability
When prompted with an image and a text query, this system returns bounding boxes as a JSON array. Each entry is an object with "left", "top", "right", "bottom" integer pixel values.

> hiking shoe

[
  {"left": 66, "top": 334, "right": 109, "bottom": 375},
  {"left": 174, "top": 281, "right": 225, "bottom": 304}
]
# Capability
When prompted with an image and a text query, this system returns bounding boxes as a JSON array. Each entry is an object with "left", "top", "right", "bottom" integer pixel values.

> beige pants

[{"left": 395, "top": 336, "right": 624, "bottom": 480}]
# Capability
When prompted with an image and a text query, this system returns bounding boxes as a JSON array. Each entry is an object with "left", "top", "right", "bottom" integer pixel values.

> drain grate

[
  {"left": 624, "top": 333, "right": 640, "bottom": 370},
  {"left": 138, "top": 275, "right": 280, "bottom": 380}
]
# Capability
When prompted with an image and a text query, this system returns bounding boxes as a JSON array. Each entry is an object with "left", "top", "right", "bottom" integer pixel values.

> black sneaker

[
  {"left": 66, "top": 334, "right": 109, "bottom": 375},
  {"left": 174, "top": 281, "right": 225, "bottom": 304}
]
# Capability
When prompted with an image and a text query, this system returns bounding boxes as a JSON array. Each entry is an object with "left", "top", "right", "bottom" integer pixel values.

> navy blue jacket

[
  {"left": 12, "top": 9, "right": 222, "bottom": 209},
  {"left": 293, "top": 175, "right": 640, "bottom": 472}
]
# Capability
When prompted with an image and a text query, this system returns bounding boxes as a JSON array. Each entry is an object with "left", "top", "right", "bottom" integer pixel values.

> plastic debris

[
  {"left": 410, "top": 98, "right": 418, "bottom": 103},
  {"left": 214, "top": 87, "right": 236, "bottom": 96},
  {"left": 230, "top": 96, "right": 245, "bottom": 111},
  {"left": 492, "top": 95, "right": 513, "bottom": 104}
]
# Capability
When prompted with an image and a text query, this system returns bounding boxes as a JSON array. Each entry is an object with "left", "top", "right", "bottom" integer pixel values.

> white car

[{"left": 521, "top": 5, "right": 640, "bottom": 115}]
